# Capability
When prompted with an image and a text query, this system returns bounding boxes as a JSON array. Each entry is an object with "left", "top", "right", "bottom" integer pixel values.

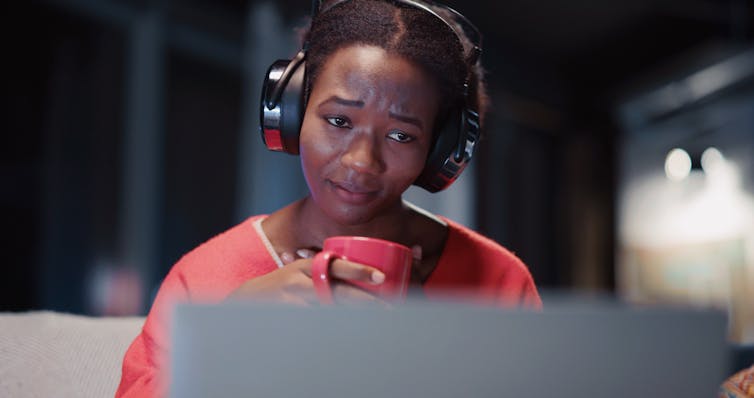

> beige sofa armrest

[{"left": 0, "top": 311, "right": 144, "bottom": 398}]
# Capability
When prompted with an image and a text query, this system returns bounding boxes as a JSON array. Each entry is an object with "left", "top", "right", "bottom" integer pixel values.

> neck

[{"left": 293, "top": 196, "right": 412, "bottom": 248}]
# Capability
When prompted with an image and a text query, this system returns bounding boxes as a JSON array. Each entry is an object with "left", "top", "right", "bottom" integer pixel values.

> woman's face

[{"left": 300, "top": 45, "right": 440, "bottom": 225}]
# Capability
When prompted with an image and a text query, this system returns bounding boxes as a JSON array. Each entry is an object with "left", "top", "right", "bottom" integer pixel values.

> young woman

[{"left": 116, "top": 1, "right": 540, "bottom": 396}]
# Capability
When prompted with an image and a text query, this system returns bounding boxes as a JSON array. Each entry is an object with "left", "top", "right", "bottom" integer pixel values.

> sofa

[{"left": 0, "top": 311, "right": 144, "bottom": 398}]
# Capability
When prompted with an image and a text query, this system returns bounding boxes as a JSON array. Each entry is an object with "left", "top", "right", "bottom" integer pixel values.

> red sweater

[{"left": 115, "top": 215, "right": 540, "bottom": 397}]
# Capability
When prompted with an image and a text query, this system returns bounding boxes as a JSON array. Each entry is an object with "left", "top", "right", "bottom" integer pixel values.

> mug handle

[{"left": 311, "top": 251, "right": 339, "bottom": 305}]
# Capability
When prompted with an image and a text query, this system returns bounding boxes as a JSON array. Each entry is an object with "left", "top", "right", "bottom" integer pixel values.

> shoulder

[
  {"left": 442, "top": 218, "right": 527, "bottom": 272},
  {"left": 429, "top": 217, "right": 541, "bottom": 307},
  {"left": 164, "top": 215, "right": 278, "bottom": 300}
]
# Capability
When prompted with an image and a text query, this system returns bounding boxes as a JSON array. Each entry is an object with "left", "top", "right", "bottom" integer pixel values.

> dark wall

[
  {"left": 2, "top": 0, "right": 752, "bottom": 313},
  {"left": 4, "top": 4, "right": 126, "bottom": 311}
]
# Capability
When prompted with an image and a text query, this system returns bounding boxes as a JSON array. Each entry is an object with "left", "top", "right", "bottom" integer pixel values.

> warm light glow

[
  {"left": 621, "top": 156, "right": 751, "bottom": 247},
  {"left": 701, "top": 147, "right": 724, "bottom": 175},
  {"left": 665, "top": 148, "right": 691, "bottom": 181}
]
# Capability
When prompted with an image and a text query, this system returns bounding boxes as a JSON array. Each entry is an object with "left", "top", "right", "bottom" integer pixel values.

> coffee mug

[{"left": 311, "top": 236, "right": 412, "bottom": 304}]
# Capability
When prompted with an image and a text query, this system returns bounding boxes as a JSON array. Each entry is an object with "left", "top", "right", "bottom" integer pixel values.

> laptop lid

[{"left": 170, "top": 302, "right": 728, "bottom": 398}]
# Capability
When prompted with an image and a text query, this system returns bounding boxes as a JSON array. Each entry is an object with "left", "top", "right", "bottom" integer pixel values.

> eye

[
  {"left": 325, "top": 116, "right": 351, "bottom": 128},
  {"left": 387, "top": 130, "right": 415, "bottom": 143}
]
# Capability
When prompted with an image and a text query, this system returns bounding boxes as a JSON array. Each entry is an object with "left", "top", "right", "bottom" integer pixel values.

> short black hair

[{"left": 303, "top": 0, "right": 489, "bottom": 129}]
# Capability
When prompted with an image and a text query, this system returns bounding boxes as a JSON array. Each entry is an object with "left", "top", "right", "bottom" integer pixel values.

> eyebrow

[
  {"left": 317, "top": 95, "right": 424, "bottom": 131},
  {"left": 318, "top": 96, "right": 364, "bottom": 108},
  {"left": 389, "top": 111, "right": 424, "bottom": 131}
]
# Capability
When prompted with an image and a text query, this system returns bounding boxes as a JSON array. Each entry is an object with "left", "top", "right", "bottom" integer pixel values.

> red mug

[{"left": 311, "top": 236, "right": 412, "bottom": 304}]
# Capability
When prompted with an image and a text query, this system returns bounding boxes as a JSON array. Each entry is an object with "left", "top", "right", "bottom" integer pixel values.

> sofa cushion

[{"left": 0, "top": 311, "right": 144, "bottom": 398}]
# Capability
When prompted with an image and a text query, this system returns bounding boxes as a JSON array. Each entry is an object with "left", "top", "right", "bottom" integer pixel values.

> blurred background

[{"left": 2, "top": 0, "right": 753, "bottom": 344}]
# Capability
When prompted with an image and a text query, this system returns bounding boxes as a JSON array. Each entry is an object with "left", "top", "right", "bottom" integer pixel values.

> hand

[{"left": 228, "top": 250, "right": 386, "bottom": 306}]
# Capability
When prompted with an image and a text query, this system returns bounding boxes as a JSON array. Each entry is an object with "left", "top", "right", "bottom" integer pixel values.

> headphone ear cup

[
  {"left": 260, "top": 56, "right": 306, "bottom": 154},
  {"left": 414, "top": 106, "right": 480, "bottom": 193},
  {"left": 414, "top": 108, "right": 463, "bottom": 193}
]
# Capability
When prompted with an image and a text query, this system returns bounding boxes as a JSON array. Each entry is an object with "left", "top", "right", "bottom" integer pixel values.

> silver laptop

[{"left": 169, "top": 300, "right": 728, "bottom": 398}]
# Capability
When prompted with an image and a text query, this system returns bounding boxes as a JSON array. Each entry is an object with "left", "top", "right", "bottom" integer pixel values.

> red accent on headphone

[{"left": 264, "top": 129, "right": 284, "bottom": 152}]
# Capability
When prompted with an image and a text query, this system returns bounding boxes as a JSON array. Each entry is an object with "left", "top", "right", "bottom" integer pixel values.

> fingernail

[
  {"left": 296, "top": 249, "right": 314, "bottom": 259},
  {"left": 371, "top": 271, "right": 385, "bottom": 284},
  {"left": 412, "top": 245, "right": 422, "bottom": 260},
  {"left": 280, "top": 252, "right": 294, "bottom": 263}
]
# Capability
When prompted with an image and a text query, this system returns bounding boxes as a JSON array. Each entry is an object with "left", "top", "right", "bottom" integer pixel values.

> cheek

[
  {"left": 299, "top": 119, "right": 337, "bottom": 179},
  {"left": 386, "top": 146, "right": 429, "bottom": 187}
]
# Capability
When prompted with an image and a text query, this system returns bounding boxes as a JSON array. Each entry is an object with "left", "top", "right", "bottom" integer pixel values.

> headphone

[{"left": 260, "top": 0, "right": 482, "bottom": 193}]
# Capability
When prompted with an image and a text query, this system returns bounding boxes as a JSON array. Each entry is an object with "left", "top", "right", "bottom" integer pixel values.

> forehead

[{"left": 310, "top": 45, "right": 440, "bottom": 109}]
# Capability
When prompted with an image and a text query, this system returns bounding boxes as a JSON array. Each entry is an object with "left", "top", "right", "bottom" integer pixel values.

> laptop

[{"left": 169, "top": 300, "right": 728, "bottom": 398}]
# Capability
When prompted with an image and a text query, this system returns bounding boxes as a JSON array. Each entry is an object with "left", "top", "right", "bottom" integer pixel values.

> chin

[
  {"left": 321, "top": 195, "right": 405, "bottom": 227},
  {"left": 308, "top": 182, "right": 407, "bottom": 227},
  {"left": 325, "top": 205, "right": 380, "bottom": 227}
]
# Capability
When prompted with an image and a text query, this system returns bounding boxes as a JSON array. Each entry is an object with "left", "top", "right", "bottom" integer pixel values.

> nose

[{"left": 340, "top": 133, "right": 385, "bottom": 175}]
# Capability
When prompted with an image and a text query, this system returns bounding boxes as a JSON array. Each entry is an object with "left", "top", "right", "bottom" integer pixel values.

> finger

[
  {"left": 331, "top": 283, "right": 388, "bottom": 307},
  {"left": 412, "top": 245, "right": 422, "bottom": 261},
  {"left": 280, "top": 271, "right": 320, "bottom": 302},
  {"left": 293, "top": 259, "right": 313, "bottom": 278},
  {"left": 280, "top": 292, "right": 314, "bottom": 307},
  {"left": 296, "top": 248, "right": 316, "bottom": 259},
  {"left": 286, "top": 264, "right": 380, "bottom": 305},
  {"left": 280, "top": 252, "right": 296, "bottom": 265},
  {"left": 329, "top": 259, "right": 385, "bottom": 284},
  {"left": 411, "top": 245, "right": 423, "bottom": 271}
]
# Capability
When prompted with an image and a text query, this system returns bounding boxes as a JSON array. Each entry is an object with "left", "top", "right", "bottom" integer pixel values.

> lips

[{"left": 328, "top": 179, "right": 379, "bottom": 204}]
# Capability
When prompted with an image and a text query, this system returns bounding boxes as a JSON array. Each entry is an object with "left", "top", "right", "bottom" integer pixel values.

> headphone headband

[{"left": 313, "top": 0, "right": 481, "bottom": 66}]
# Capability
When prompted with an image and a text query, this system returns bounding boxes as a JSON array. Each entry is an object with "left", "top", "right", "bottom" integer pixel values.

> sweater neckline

[{"left": 253, "top": 217, "right": 285, "bottom": 269}]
